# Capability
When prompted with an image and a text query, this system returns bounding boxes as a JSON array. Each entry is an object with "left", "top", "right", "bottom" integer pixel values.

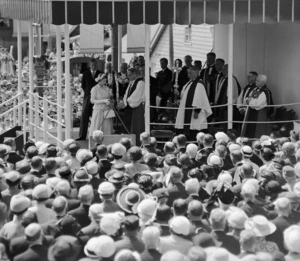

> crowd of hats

[{"left": 0, "top": 129, "right": 300, "bottom": 260}]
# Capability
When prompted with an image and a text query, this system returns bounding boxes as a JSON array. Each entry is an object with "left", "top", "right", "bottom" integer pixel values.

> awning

[{"left": 1, "top": 0, "right": 300, "bottom": 25}]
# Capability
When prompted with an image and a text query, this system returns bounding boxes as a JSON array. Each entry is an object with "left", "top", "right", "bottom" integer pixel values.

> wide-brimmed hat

[
  {"left": 116, "top": 186, "right": 146, "bottom": 214},
  {"left": 106, "top": 170, "right": 128, "bottom": 184},
  {"left": 284, "top": 225, "right": 300, "bottom": 254},
  {"left": 244, "top": 215, "right": 276, "bottom": 237}
]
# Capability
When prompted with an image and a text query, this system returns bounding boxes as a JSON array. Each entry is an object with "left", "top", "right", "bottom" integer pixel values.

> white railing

[
  {"left": 0, "top": 97, "right": 28, "bottom": 146},
  {"left": 28, "top": 91, "right": 65, "bottom": 146},
  {"left": 0, "top": 92, "right": 23, "bottom": 127}
]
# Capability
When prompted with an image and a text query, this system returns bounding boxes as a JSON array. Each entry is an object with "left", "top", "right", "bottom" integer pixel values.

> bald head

[{"left": 256, "top": 74, "right": 267, "bottom": 88}]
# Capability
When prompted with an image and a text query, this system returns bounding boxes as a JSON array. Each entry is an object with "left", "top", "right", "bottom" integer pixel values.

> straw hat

[{"left": 244, "top": 215, "right": 276, "bottom": 237}]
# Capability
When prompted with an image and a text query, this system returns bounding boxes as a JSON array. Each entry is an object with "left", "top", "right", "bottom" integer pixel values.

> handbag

[{"left": 104, "top": 109, "right": 115, "bottom": 119}]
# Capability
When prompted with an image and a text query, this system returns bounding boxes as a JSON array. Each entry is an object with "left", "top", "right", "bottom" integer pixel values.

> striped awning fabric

[{"left": 0, "top": 0, "right": 300, "bottom": 25}]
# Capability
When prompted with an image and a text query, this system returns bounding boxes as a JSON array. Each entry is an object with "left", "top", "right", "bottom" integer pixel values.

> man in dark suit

[
  {"left": 10, "top": 233, "right": 53, "bottom": 258},
  {"left": 267, "top": 197, "right": 294, "bottom": 253},
  {"left": 97, "top": 145, "right": 112, "bottom": 181},
  {"left": 200, "top": 52, "right": 218, "bottom": 104},
  {"left": 77, "top": 59, "right": 102, "bottom": 140},
  {"left": 14, "top": 223, "right": 50, "bottom": 261},
  {"left": 156, "top": 58, "right": 173, "bottom": 108},
  {"left": 210, "top": 208, "right": 240, "bottom": 255},
  {"left": 153, "top": 167, "right": 188, "bottom": 207},
  {"left": 68, "top": 185, "right": 93, "bottom": 228}
]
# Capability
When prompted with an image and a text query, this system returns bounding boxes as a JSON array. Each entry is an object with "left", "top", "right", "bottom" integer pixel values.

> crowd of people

[{"left": 0, "top": 127, "right": 299, "bottom": 261}]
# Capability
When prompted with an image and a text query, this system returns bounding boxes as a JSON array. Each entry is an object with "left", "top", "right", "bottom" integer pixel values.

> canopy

[{"left": 1, "top": 0, "right": 300, "bottom": 25}]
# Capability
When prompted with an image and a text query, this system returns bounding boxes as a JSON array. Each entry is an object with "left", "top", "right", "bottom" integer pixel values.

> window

[{"left": 184, "top": 26, "right": 192, "bottom": 44}]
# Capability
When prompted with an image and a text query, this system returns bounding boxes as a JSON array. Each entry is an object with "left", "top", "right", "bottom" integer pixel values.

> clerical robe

[
  {"left": 175, "top": 80, "right": 212, "bottom": 131},
  {"left": 242, "top": 85, "right": 274, "bottom": 138}
]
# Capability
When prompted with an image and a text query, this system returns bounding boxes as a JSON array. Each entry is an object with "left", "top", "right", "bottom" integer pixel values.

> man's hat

[
  {"left": 58, "top": 166, "right": 72, "bottom": 178},
  {"left": 10, "top": 195, "right": 31, "bottom": 214},
  {"left": 16, "top": 161, "right": 31, "bottom": 175},
  {"left": 98, "top": 182, "right": 115, "bottom": 195},
  {"left": 32, "top": 184, "right": 52, "bottom": 201},
  {"left": 245, "top": 215, "right": 276, "bottom": 237},
  {"left": 207, "top": 154, "right": 223, "bottom": 168},
  {"left": 111, "top": 143, "right": 126, "bottom": 157},
  {"left": 106, "top": 170, "right": 128, "bottom": 184},
  {"left": 5, "top": 171, "right": 21, "bottom": 183},
  {"left": 73, "top": 168, "right": 92, "bottom": 183},
  {"left": 84, "top": 236, "right": 116, "bottom": 259},
  {"left": 48, "top": 235, "right": 82, "bottom": 261},
  {"left": 116, "top": 187, "right": 146, "bottom": 214}
]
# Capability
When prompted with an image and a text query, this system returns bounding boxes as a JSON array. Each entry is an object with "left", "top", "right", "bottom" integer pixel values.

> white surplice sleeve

[
  {"left": 249, "top": 92, "right": 267, "bottom": 110},
  {"left": 127, "top": 80, "right": 145, "bottom": 108}
]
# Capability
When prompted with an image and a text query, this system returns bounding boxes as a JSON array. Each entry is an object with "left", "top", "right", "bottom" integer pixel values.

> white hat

[
  {"left": 244, "top": 215, "right": 276, "bottom": 237},
  {"left": 218, "top": 171, "right": 232, "bottom": 185},
  {"left": 205, "top": 247, "right": 239, "bottom": 261},
  {"left": 111, "top": 143, "right": 126, "bottom": 157},
  {"left": 38, "top": 143, "right": 50, "bottom": 155},
  {"left": 137, "top": 199, "right": 158, "bottom": 220},
  {"left": 284, "top": 225, "right": 300, "bottom": 254},
  {"left": 10, "top": 195, "right": 31, "bottom": 214},
  {"left": 76, "top": 149, "right": 93, "bottom": 163},
  {"left": 46, "top": 177, "right": 61, "bottom": 189},
  {"left": 100, "top": 214, "right": 122, "bottom": 236},
  {"left": 84, "top": 236, "right": 116, "bottom": 258},
  {"left": 215, "top": 132, "right": 229, "bottom": 143},
  {"left": 185, "top": 178, "right": 200, "bottom": 194},
  {"left": 244, "top": 179, "right": 259, "bottom": 194},
  {"left": 98, "top": 182, "right": 115, "bottom": 195},
  {"left": 228, "top": 144, "right": 241, "bottom": 153},
  {"left": 169, "top": 216, "right": 191, "bottom": 236},
  {"left": 186, "top": 144, "right": 198, "bottom": 158},
  {"left": 241, "top": 146, "right": 253, "bottom": 157},
  {"left": 227, "top": 210, "right": 248, "bottom": 229},
  {"left": 24, "top": 223, "right": 41, "bottom": 239},
  {"left": 32, "top": 184, "right": 52, "bottom": 201},
  {"left": 85, "top": 161, "right": 99, "bottom": 175},
  {"left": 241, "top": 182, "right": 257, "bottom": 197},
  {"left": 207, "top": 154, "right": 223, "bottom": 168},
  {"left": 5, "top": 171, "right": 20, "bottom": 183}
]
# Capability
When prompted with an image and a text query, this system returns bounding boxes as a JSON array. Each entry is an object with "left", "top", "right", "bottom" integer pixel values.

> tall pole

[
  {"left": 17, "top": 20, "right": 23, "bottom": 126},
  {"left": 56, "top": 26, "right": 62, "bottom": 145},
  {"left": 169, "top": 25, "right": 174, "bottom": 69},
  {"left": 111, "top": 24, "right": 118, "bottom": 71},
  {"left": 117, "top": 25, "right": 122, "bottom": 71},
  {"left": 144, "top": 24, "right": 151, "bottom": 134},
  {"left": 227, "top": 24, "right": 234, "bottom": 130},
  {"left": 28, "top": 22, "right": 34, "bottom": 138},
  {"left": 64, "top": 24, "right": 72, "bottom": 139}
]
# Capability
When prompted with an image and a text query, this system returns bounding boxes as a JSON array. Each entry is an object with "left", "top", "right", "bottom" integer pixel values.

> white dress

[{"left": 89, "top": 84, "right": 113, "bottom": 136}]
